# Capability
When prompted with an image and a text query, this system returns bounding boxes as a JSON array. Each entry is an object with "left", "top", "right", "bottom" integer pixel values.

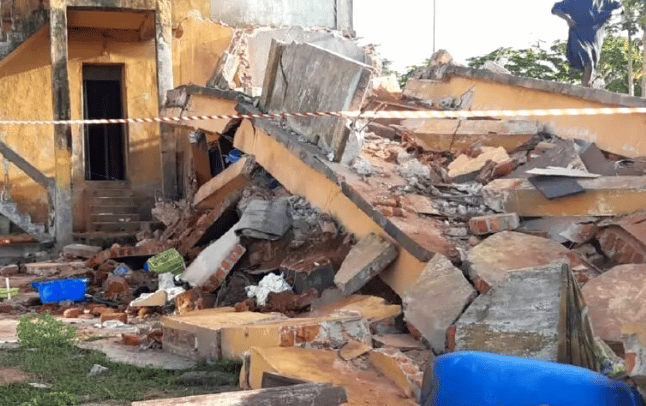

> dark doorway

[{"left": 83, "top": 65, "right": 126, "bottom": 181}]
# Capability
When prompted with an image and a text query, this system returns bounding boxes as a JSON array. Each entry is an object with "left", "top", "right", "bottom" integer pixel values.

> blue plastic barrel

[
  {"left": 31, "top": 278, "right": 89, "bottom": 304},
  {"left": 422, "top": 352, "right": 644, "bottom": 406}
]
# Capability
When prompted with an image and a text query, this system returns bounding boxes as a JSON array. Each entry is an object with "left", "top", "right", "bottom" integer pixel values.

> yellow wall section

[
  {"left": 0, "top": 27, "right": 54, "bottom": 223},
  {"left": 406, "top": 78, "right": 646, "bottom": 158},
  {"left": 234, "top": 120, "right": 428, "bottom": 294},
  {"left": 172, "top": 17, "right": 232, "bottom": 87}
]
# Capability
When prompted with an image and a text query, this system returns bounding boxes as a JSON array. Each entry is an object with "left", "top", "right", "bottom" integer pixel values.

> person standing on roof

[{"left": 552, "top": 0, "right": 622, "bottom": 87}]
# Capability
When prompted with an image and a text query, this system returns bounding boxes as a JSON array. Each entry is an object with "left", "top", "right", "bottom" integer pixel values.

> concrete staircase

[
  {"left": 0, "top": 194, "right": 51, "bottom": 242},
  {"left": 88, "top": 183, "right": 150, "bottom": 233}
]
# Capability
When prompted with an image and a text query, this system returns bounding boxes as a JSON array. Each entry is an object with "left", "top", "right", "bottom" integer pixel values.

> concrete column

[
  {"left": 336, "top": 0, "right": 354, "bottom": 34},
  {"left": 49, "top": 3, "right": 73, "bottom": 247},
  {"left": 155, "top": 0, "right": 177, "bottom": 199}
]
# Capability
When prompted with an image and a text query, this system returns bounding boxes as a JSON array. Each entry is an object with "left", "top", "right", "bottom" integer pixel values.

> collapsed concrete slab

[
  {"left": 193, "top": 155, "right": 257, "bottom": 210},
  {"left": 334, "top": 233, "right": 398, "bottom": 296},
  {"left": 162, "top": 307, "right": 371, "bottom": 361},
  {"left": 581, "top": 264, "right": 646, "bottom": 346},
  {"left": 448, "top": 147, "right": 510, "bottom": 180},
  {"left": 402, "top": 118, "right": 540, "bottom": 152},
  {"left": 483, "top": 177, "right": 646, "bottom": 217},
  {"left": 240, "top": 347, "right": 419, "bottom": 406},
  {"left": 467, "top": 231, "right": 589, "bottom": 293},
  {"left": 306, "top": 295, "right": 402, "bottom": 335},
  {"left": 209, "top": 26, "right": 371, "bottom": 93},
  {"left": 453, "top": 264, "right": 598, "bottom": 370},
  {"left": 132, "top": 382, "right": 347, "bottom": 406},
  {"left": 261, "top": 40, "right": 373, "bottom": 160},
  {"left": 402, "top": 254, "right": 477, "bottom": 353}
]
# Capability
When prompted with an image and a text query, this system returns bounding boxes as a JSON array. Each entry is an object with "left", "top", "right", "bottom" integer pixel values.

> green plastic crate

[
  {"left": 146, "top": 249, "right": 185, "bottom": 275},
  {"left": 0, "top": 287, "right": 18, "bottom": 298}
]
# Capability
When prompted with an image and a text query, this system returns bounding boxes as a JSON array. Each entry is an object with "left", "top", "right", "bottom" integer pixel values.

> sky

[{"left": 353, "top": 0, "right": 569, "bottom": 72}]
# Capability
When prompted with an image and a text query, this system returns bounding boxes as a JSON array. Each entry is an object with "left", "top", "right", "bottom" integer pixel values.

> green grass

[{"left": 0, "top": 345, "right": 242, "bottom": 406}]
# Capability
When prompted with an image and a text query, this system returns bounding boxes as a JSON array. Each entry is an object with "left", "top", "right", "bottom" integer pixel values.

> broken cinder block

[
  {"left": 334, "top": 233, "right": 398, "bottom": 296},
  {"left": 402, "top": 254, "right": 477, "bottom": 353},
  {"left": 63, "top": 244, "right": 101, "bottom": 259}
]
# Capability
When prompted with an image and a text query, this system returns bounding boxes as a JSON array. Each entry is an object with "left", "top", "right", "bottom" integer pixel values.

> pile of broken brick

[{"left": 4, "top": 51, "right": 646, "bottom": 404}]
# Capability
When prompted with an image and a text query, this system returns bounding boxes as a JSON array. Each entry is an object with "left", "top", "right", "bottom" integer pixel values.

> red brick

[
  {"left": 600, "top": 231, "right": 616, "bottom": 253},
  {"left": 101, "top": 312, "right": 127, "bottom": 324},
  {"left": 122, "top": 333, "right": 141, "bottom": 346},
  {"left": 0, "top": 303, "right": 12, "bottom": 313},
  {"left": 474, "top": 277, "right": 491, "bottom": 294},
  {"left": 614, "top": 238, "right": 626, "bottom": 253},
  {"left": 632, "top": 253, "right": 644, "bottom": 263},
  {"left": 63, "top": 308, "right": 82, "bottom": 318},
  {"left": 446, "top": 325, "right": 456, "bottom": 352},
  {"left": 468, "top": 213, "right": 519, "bottom": 236}
]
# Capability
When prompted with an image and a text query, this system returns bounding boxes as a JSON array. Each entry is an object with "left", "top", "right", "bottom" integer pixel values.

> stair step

[
  {"left": 90, "top": 189, "right": 134, "bottom": 198},
  {"left": 90, "top": 205, "right": 138, "bottom": 215},
  {"left": 92, "top": 213, "right": 141, "bottom": 223},
  {"left": 91, "top": 197, "right": 136, "bottom": 207},
  {"left": 93, "top": 221, "right": 150, "bottom": 233},
  {"left": 86, "top": 181, "right": 130, "bottom": 189}
]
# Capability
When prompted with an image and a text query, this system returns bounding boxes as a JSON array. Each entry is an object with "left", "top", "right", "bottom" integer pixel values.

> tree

[{"left": 466, "top": 36, "right": 643, "bottom": 96}]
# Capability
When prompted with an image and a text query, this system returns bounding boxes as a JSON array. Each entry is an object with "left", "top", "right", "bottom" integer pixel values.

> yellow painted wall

[
  {"left": 0, "top": 0, "right": 233, "bottom": 231},
  {"left": 406, "top": 78, "right": 646, "bottom": 158},
  {"left": 0, "top": 27, "right": 54, "bottom": 224},
  {"left": 171, "top": 14, "right": 233, "bottom": 87}
]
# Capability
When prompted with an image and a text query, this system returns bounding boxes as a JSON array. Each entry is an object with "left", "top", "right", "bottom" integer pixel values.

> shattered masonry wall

[
  {"left": 405, "top": 76, "right": 646, "bottom": 159},
  {"left": 211, "top": 0, "right": 352, "bottom": 31}
]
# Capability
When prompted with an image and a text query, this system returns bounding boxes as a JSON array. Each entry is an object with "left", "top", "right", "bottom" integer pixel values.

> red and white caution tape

[{"left": 1, "top": 106, "right": 646, "bottom": 125}]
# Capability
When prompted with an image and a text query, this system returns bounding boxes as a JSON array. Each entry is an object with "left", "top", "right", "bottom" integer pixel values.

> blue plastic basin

[
  {"left": 31, "top": 278, "right": 88, "bottom": 304},
  {"left": 422, "top": 352, "right": 645, "bottom": 406}
]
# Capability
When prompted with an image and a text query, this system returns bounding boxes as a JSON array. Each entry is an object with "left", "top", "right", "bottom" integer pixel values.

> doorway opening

[{"left": 83, "top": 65, "right": 126, "bottom": 181}]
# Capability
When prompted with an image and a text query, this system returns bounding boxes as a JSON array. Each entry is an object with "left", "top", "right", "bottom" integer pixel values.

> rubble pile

[{"left": 5, "top": 45, "right": 646, "bottom": 405}]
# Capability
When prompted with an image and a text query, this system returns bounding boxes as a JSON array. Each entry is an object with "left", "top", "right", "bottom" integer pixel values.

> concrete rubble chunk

[
  {"left": 241, "top": 347, "right": 419, "bottom": 406},
  {"left": 261, "top": 40, "right": 373, "bottom": 159},
  {"left": 334, "top": 234, "right": 398, "bottom": 296},
  {"left": 339, "top": 339, "right": 372, "bottom": 361},
  {"left": 63, "top": 244, "right": 102, "bottom": 259},
  {"left": 193, "top": 155, "right": 257, "bottom": 210},
  {"left": 132, "top": 382, "right": 348, "bottom": 406},
  {"left": 402, "top": 254, "right": 477, "bottom": 353},
  {"left": 234, "top": 198, "right": 292, "bottom": 241},
  {"left": 161, "top": 307, "right": 371, "bottom": 361},
  {"left": 453, "top": 264, "right": 598, "bottom": 370},
  {"left": 368, "top": 348, "right": 423, "bottom": 401},
  {"left": 130, "top": 290, "right": 168, "bottom": 308},
  {"left": 373, "top": 334, "right": 426, "bottom": 351},
  {"left": 307, "top": 294, "right": 402, "bottom": 334},
  {"left": 581, "top": 264, "right": 646, "bottom": 346},
  {"left": 482, "top": 176, "right": 646, "bottom": 217},
  {"left": 180, "top": 226, "right": 245, "bottom": 290},
  {"left": 448, "top": 146, "right": 510, "bottom": 180},
  {"left": 467, "top": 231, "right": 588, "bottom": 294}
]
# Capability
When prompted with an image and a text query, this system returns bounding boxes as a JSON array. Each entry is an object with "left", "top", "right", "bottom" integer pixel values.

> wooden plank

[{"left": 131, "top": 383, "right": 348, "bottom": 406}]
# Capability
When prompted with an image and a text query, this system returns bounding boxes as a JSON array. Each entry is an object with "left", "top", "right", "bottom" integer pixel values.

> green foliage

[
  {"left": 16, "top": 314, "right": 77, "bottom": 350},
  {"left": 397, "top": 58, "right": 431, "bottom": 89},
  {"left": 20, "top": 392, "right": 76, "bottom": 406},
  {"left": 0, "top": 344, "right": 242, "bottom": 405},
  {"left": 467, "top": 35, "right": 644, "bottom": 96}
]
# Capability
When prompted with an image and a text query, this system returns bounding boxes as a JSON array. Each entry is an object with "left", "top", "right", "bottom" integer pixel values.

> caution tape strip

[{"left": 2, "top": 106, "right": 646, "bottom": 125}]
